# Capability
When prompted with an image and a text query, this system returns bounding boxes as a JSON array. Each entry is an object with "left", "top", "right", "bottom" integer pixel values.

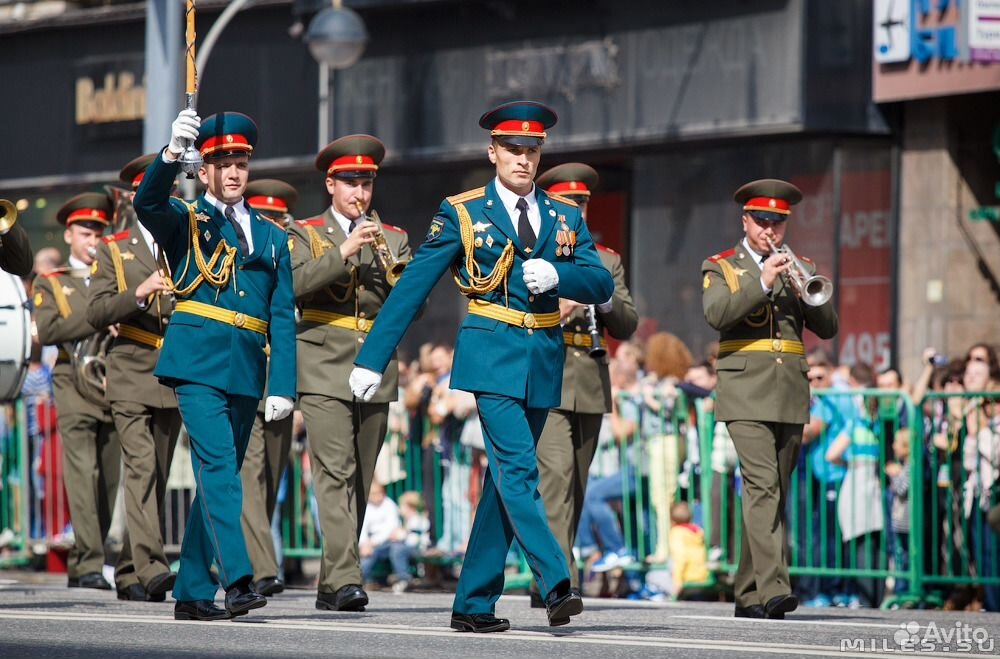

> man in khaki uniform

[
  {"left": 86, "top": 154, "right": 181, "bottom": 602},
  {"left": 529, "top": 163, "right": 638, "bottom": 606},
  {"left": 240, "top": 179, "right": 299, "bottom": 597},
  {"left": 33, "top": 192, "right": 120, "bottom": 590},
  {"left": 701, "top": 179, "right": 838, "bottom": 620},
  {"left": 285, "top": 135, "right": 412, "bottom": 612}
]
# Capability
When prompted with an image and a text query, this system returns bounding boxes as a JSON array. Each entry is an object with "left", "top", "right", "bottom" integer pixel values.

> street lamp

[{"left": 306, "top": 0, "right": 368, "bottom": 148}]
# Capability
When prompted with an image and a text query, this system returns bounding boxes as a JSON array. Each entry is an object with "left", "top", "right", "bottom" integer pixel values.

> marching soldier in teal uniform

[
  {"left": 285, "top": 135, "right": 412, "bottom": 613},
  {"left": 701, "top": 179, "right": 838, "bottom": 620},
  {"left": 239, "top": 178, "right": 298, "bottom": 596},
  {"left": 133, "top": 109, "right": 296, "bottom": 621},
  {"left": 350, "top": 101, "right": 614, "bottom": 632},
  {"left": 87, "top": 153, "right": 181, "bottom": 602},
  {"left": 529, "top": 163, "right": 638, "bottom": 606},
  {"left": 33, "top": 192, "right": 119, "bottom": 591}
]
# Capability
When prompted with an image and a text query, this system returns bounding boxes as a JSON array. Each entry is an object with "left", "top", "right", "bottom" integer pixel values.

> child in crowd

[
  {"left": 885, "top": 428, "right": 911, "bottom": 596},
  {"left": 667, "top": 501, "right": 709, "bottom": 599}
]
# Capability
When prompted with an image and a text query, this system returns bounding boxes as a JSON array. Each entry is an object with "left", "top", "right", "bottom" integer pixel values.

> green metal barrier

[{"left": 0, "top": 401, "right": 30, "bottom": 568}]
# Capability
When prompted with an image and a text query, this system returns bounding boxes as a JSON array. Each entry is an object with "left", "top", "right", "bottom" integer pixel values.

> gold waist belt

[
  {"left": 719, "top": 338, "right": 805, "bottom": 356},
  {"left": 57, "top": 348, "right": 71, "bottom": 363},
  {"left": 564, "top": 332, "right": 607, "bottom": 349},
  {"left": 467, "top": 299, "right": 560, "bottom": 330},
  {"left": 174, "top": 300, "right": 268, "bottom": 335},
  {"left": 300, "top": 308, "right": 373, "bottom": 333},
  {"left": 117, "top": 324, "right": 164, "bottom": 349}
]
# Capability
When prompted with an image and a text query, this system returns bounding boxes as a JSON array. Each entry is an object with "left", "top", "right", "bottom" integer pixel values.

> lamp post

[{"left": 306, "top": 0, "right": 368, "bottom": 149}]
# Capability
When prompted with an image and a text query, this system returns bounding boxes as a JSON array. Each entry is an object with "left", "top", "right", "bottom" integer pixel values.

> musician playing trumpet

[
  {"left": 701, "top": 178, "right": 838, "bottom": 621},
  {"left": 284, "top": 134, "right": 412, "bottom": 613},
  {"left": 33, "top": 192, "right": 120, "bottom": 591}
]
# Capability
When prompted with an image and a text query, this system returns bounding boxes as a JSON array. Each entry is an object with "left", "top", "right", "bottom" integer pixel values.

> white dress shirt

[
  {"left": 742, "top": 237, "right": 772, "bottom": 293},
  {"left": 69, "top": 256, "right": 91, "bottom": 286},
  {"left": 493, "top": 177, "right": 541, "bottom": 239},
  {"left": 330, "top": 206, "right": 362, "bottom": 236},
  {"left": 204, "top": 190, "right": 254, "bottom": 255}
]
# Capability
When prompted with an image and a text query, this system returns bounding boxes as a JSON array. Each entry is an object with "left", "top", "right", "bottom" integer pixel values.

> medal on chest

[{"left": 555, "top": 217, "right": 576, "bottom": 257}]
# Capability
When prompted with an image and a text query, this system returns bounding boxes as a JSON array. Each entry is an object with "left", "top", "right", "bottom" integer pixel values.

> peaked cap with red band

[
  {"left": 536, "top": 162, "right": 599, "bottom": 200},
  {"left": 733, "top": 178, "right": 803, "bottom": 223},
  {"left": 196, "top": 111, "right": 258, "bottom": 159},
  {"left": 245, "top": 179, "right": 299, "bottom": 215},
  {"left": 57, "top": 192, "right": 112, "bottom": 230},
  {"left": 316, "top": 134, "right": 385, "bottom": 180},
  {"left": 479, "top": 100, "right": 557, "bottom": 148},
  {"left": 119, "top": 153, "right": 158, "bottom": 190}
]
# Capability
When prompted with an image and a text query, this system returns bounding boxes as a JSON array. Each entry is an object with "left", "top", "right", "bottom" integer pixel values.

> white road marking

[
  {"left": 0, "top": 610, "right": 995, "bottom": 659},
  {"left": 672, "top": 614, "right": 928, "bottom": 631}
]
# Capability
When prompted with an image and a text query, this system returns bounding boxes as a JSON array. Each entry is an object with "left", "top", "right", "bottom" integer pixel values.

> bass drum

[{"left": 0, "top": 271, "right": 31, "bottom": 401}]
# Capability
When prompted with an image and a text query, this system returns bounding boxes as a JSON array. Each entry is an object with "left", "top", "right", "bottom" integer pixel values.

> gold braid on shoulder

[
  {"left": 449, "top": 202, "right": 515, "bottom": 306},
  {"left": 164, "top": 202, "right": 239, "bottom": 299},
  {"left": 305, "top": 224, "right": 355, "bottom": 303}
]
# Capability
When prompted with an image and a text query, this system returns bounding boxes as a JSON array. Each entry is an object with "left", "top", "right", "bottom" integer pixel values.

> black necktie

[
  {"left": 225, "top": 205, "right": 249, "bottom": 257},
  {"left": 516, "top": 197, "right": 536, "bottom": 251},
  {"left": 347, "top": 219, "right": 357, "bottom": 235}
]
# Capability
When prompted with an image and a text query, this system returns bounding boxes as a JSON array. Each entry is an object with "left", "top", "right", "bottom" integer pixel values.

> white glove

[
  {"left": 264, "top": 396, "right": 294, "bottom": 422},
  {"left": 349, "top": 367, "right": 383, "bottom": 402},
  {"left": 597, "top": 296, "right": 614, "bottom": 314},
  {"left": 522, "top": 259, "right": 559, "bottom": 294},
  {"left": 168, "top": 109, "right": 201, "bottom": 156}
]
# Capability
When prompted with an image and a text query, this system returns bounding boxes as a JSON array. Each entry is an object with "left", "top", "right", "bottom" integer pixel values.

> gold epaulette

[
  {"left": 548, "top": 193, "right": 579, "bottom": 208},
  {"left": 446, "top": 187, "right": 486, "bottom": 206}
]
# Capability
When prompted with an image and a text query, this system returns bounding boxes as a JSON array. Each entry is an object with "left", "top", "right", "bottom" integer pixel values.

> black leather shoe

[
  {"left": 450, "top": 613, "right": 511, "bottom": 633},
  {"left": 225, "top": 576, "right": 267, "bottom": 617},
  {"left": 117, "top": 583, "right": 148, "bottom": 601},
  {"left": 77, "top": 572, "right": 112, "bottom": 590},
  {"left": 545, "top": 582, "right": 583, "bottom": 627},
  {"left": 529, "top": 591, "right": 545, "bottom": 609},
  {"left": 316, "top": 584, "right": 368, "bottom": 612},
  {"left": 734, "top": 604, "right": 766, "bottom": 618},
  {"left": 146, "top": 571, "right": 176, "bottom": 597},
  {"left": 765, "top": 594, "right": 798, "bottom": 620},
  {"left": 174, "top": 600, "right": 230, "bottom": 621},
  {"left": 67, "top": 577, "right": 79, "bottom": 588},
  {"left": 254, "top": 577, "right": 285, "bottom": 597}
]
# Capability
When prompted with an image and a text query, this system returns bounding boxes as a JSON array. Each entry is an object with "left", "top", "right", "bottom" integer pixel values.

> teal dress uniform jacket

[
  {"left": 356, "top": 180, "right": 613, "bottom": 406},
  {"left": 132, "top": 154, "right": 296, "bottom": 400}
]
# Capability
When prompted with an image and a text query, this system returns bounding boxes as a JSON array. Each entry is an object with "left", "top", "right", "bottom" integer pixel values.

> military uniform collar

[{"left": 741, "top": 237, "right": 767, "bottom": 270}]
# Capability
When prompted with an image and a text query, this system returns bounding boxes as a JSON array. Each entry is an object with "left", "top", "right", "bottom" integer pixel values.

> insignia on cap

[
  {"left": 521, "top": 121, "right": 530, "bottom": 131},
  {"left": 226, "top": 135, "right": 234, "bottom": 143},
  {"left": 769, "top": 199, "right": 776, "bottom": 208},
  {"left": 356, "top": 155, "right": 364, "bottom": 164},
  {"left": 267, "top": 196, "right": 275, "bottom": 204},
  {"left": 570, "top": 181, "right": 578, "bottom": 190}
]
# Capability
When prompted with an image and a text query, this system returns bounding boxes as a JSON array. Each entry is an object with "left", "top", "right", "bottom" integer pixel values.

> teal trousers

[
  {"left": 452, "top": 394, "right": 570, "bottom": 614},
  {"left": 173, "top": 383, "right": 257, "bottom": 601}
]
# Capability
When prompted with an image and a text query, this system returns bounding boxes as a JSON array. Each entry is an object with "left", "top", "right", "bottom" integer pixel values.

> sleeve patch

[
  {"left": 34, "top": 292, "right": 43, "bottom": 307},
  {"left": 426, "top": 218, "right": 445, "bottom": 242}
]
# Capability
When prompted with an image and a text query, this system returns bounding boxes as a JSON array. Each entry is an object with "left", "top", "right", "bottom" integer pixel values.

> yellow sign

[{"left": 76, "top": 72, "right": 146, "bottom": 125}]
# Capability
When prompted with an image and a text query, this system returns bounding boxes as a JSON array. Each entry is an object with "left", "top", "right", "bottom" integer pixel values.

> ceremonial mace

[{"left": 177, "top": 0, "right": 203, "bottom": 178}]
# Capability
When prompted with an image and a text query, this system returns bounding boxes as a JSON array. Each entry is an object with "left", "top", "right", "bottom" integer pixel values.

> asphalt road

[{"left": 1, "top": 572, "right": 998, "bottom": 659}]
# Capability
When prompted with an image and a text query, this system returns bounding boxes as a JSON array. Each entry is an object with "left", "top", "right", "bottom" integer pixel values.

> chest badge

[
  {"left": 485, "top": 234, "right": 494, "bottom": 248},
  {"left": 120, "top": 251, "right": 135, "bottom": 261},
  {"left": 472, "top": 221, "right": 490, "bottom": 233},
  {"left": 203, "top": 230, "right": 212, "bottom": 242},
  {"left": 554, "top": 217, "right": 576, "bottom": 257},
  {"left": 195, "top": 212, "right": 210, "bottom": 223}
]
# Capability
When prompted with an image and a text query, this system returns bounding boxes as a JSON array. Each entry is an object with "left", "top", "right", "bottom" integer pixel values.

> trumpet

[
  {"left": 765, "top": 236, "right": 833, "bottom": 307},
  {"left": 0, "top": 198, "right": 17, "bottom": 235},
  {"left": 356, "top": 201, "right": 408, "bottom": 287}
]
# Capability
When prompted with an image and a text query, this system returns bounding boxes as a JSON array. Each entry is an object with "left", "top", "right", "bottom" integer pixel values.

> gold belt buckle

[
  {"left": 523, "top": 312, "right": 536, "bottom": 329},
  {"left": 772, "top": 339, "right": 782, "bottom": 352},
  {"left": 573, "top": 333, "right": 585, "bottom": 346},
  {"left": 233, "top": 312, "right": 247, "bottom": 329},
  {"left": 357, "top": 317, "right": 369, "bottom": 332}
]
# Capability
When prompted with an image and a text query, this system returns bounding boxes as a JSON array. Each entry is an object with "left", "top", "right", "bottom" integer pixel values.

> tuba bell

[
  {"left": 0, "top": 199, "right": 17, "bottom": 235},
  {"left": 765, "top": 236, "right": 833, "bottom": 307},
  {"left": 356, "top": 201, "right": 408, "bottom": 287},
  {"left": 68, "top": 330, "right": 114, "bottom": 407}
]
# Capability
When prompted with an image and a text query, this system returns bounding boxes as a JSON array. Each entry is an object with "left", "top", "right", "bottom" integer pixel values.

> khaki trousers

[
  {"left": 240, "top": 411, "right": 293, "bottom": 581},
  {"left": 727, "top": 420, "right": 801, "bottom": 607},
  {"left": 533, "top": 409, "right": 602, "bottom": 591},
  {"left": 112, "top": 401, "right": 181, "bottom": 588},
  {"left": 300, "top": 394, "right": 387, "bottom": 592}
]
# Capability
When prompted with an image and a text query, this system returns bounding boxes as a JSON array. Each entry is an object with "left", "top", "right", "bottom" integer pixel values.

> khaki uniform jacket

[
  {"left": 0, "top": 222, "right": 33, "bottom": 277},
  {"left": 33, "top": 268, "right": 111, "bottom": 421},
  {"left": 286, "top": 208, "right": 412, "bottom": 403},
  {"left": 557, "top": 245, "right": 638, "bottom": 414},
  {"left": 702, "top": 243, "right": 838, "bottom": 425},
  {"left": 86, "top": 228, "right": 177, "bottom": 409}
]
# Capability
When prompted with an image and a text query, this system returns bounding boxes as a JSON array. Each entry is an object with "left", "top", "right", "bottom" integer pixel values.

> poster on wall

[
  {"left": 837, "top": 170, "right": 893, "bottom": 371},
  {"left": 874, "top": 0, "right": 912, "bottom": 63},
  {"left": 969, "top": 0, "right": 1000, "bottom": 62}
]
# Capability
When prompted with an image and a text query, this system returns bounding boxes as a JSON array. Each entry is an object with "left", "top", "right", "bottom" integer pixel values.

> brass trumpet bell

[{"left": 0, "top": 199, "right": 17, "bottom": 235}]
